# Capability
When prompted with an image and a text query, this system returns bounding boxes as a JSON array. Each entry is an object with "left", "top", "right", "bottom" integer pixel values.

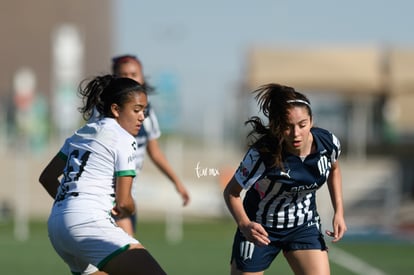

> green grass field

[{"left": 0, "top": 218, "right": 413, "bottom": 274}]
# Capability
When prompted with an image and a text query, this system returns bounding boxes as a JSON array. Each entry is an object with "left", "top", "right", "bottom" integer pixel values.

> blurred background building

[
  {"left": 0, "top": 0, "right": 413, "bottom": 239},
  {"left": 0, "top": 0, "right": 112, "bottom": 146}
]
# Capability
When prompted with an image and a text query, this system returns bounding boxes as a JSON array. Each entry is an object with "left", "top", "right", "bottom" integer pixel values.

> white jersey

[
  {"left": 52, "top": 118, "right": 138, "bottom": 217},
  {"left": 89, "top": 103, "right": 160, "bottom": 174},
  {"left": 89, "top": 104, "right": 161, "bottom": 201}
]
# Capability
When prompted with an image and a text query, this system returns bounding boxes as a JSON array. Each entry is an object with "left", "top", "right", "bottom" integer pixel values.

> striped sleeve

[
  {"left": 234, "top": 148, "right": 266, "bottom": 190},
  {"left": 331, "top": 132, "right": 341, "bottom": 163},
  {"left": 143, "top": 104, "right": 161, "bottom": 141}
]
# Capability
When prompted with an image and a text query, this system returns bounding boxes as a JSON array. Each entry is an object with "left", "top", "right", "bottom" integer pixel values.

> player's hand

[
  {"left": 239, "top": 221, "right": 270, "bottom": 247},
  {"left": 111, "top": 205, "right": 130, "bottom": 219},
  {"left": 111, "top": 206, "right": 120, "bottom": 217},
  {"left": 326, "top": 213, "right": 347, "bottom": 242},
  {"left": 176, "top": 183, "right": 190, "bottom": 206}
]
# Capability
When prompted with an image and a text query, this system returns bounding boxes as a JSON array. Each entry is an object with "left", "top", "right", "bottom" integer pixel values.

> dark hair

[
  {"left": 111, "top": 54, "right": 155, "bottom": 93},
  {"left": 111, "top": 55, "right": 142, "bottom": 74},
  {"left": 78, "top": 74, "right": 146, "bottom": 121},
  {"left": 245, "top": 83, "right": 312, "bottom": 169}
]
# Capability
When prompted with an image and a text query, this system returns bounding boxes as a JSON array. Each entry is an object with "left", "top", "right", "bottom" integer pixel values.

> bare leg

[
  {"left": 116, "top": 217, "right": 135, "bottom": 236},
  {"left": 101, "top": 244, "right": 166, "bottom": 275},
  {"left": 284, "top": 250, "right": 330, "bottom": 275},
  {"left": 230, "top": 259, "right": 264, "bottom": 275}
]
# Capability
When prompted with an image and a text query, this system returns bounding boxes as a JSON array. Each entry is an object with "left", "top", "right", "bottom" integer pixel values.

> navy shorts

[{"left": 230, "top": 221, "right": 327, "bottom": 272}]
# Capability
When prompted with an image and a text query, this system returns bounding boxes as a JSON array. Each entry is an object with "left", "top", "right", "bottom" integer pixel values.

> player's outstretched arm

[{"left": 146, "top": 138, "right": 190, "bottom": 206}]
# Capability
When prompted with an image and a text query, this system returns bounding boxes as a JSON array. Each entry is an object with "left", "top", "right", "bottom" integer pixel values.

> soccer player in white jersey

[
  {"left": 223, "top": 83, "right": 347, "bottom": 275},
  {"left": 39, "top": 75, "right": 166, "bottom": 275},
  {"left": 110, "top": 55, "right": 190, "bottom": 236}
]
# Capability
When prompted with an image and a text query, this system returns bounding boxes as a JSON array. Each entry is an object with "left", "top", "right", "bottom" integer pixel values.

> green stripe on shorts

[{"left": 97, "top": 244, "right": 130, "bottom": 270}]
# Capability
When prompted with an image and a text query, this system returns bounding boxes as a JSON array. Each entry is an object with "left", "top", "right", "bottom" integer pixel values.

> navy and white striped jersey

[
  {"left": 134, "top": 103, "right": 161, "bottom": 173},
  {"left": 234, "top": 127, "right": 341, "bottom": 230}
]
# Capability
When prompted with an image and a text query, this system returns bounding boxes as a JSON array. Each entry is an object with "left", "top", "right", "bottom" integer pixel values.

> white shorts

[{"left": 48, "top": 208, "right": 139, "bottom": 274}]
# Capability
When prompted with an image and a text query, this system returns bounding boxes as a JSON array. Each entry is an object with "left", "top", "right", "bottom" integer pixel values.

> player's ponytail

[
  {"left": 78, "top": 74, "right": 146, "bottom": 121},
  {"left": 78, "top": 75, "right": 113, "bottom": 121}
]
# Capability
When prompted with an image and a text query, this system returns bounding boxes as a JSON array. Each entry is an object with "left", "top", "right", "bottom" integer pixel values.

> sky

[{"left": 113, "top": 0, "right": 414, "bottom": 141}]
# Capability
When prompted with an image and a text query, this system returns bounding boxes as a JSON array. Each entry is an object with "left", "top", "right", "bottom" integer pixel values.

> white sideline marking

[{"left": 329, "top": 247, "right": 387, "bottom": 275}]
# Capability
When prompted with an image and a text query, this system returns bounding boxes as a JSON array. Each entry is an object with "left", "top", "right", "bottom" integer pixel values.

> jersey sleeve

[
  {"left": 143, "top": 104, "right": 161, "bottom": 141},
  {"left": 234, "top": 148, "right": 266, "bottom": 190},
  {"left": 313, "top": 127, "right": 341, "bottom": 163},
  {"left": 57, "top": 137, "right": 72, "bottom": 160},
  {"left": 330, "top": 132, "right": 341, "bottom": 163},
  {"left": 114, "top": 137, "right": 137, "bottom": 177}
]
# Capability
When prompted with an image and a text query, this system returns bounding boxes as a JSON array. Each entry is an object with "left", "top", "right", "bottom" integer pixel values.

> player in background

[
  {"left": 223, "top": 83, "right": 347, "bottom": 275},
  {"left": 111, "top": 54, "right": 190, "bottom": 235},
  {"left": 39, "top": 75, "right": 166, "bottom": 275}
]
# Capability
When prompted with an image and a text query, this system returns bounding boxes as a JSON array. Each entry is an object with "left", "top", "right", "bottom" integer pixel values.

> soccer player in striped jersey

[
  {"left": 110, "top": 54, "right": 190, "bottom": 236},
  {"left": 39, "top": 75, "right": 166, "bottom": 275},
  {"left": 223, "top": 83, "right": 347, "bottom": 275}
]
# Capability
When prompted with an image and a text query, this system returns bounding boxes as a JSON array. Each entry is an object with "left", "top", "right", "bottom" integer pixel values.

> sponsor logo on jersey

[
  {"left": 280, "top": 169, "right": 291, "bottom": 178},
  {"left": 238, "top": 163, "right": 250, "bottom": 178},
  {"left": 290, "top": 182, "right": 319, "bottom": 192},
  {"left": 128, "top": 153, "right": 138, "bottom": 163}
]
